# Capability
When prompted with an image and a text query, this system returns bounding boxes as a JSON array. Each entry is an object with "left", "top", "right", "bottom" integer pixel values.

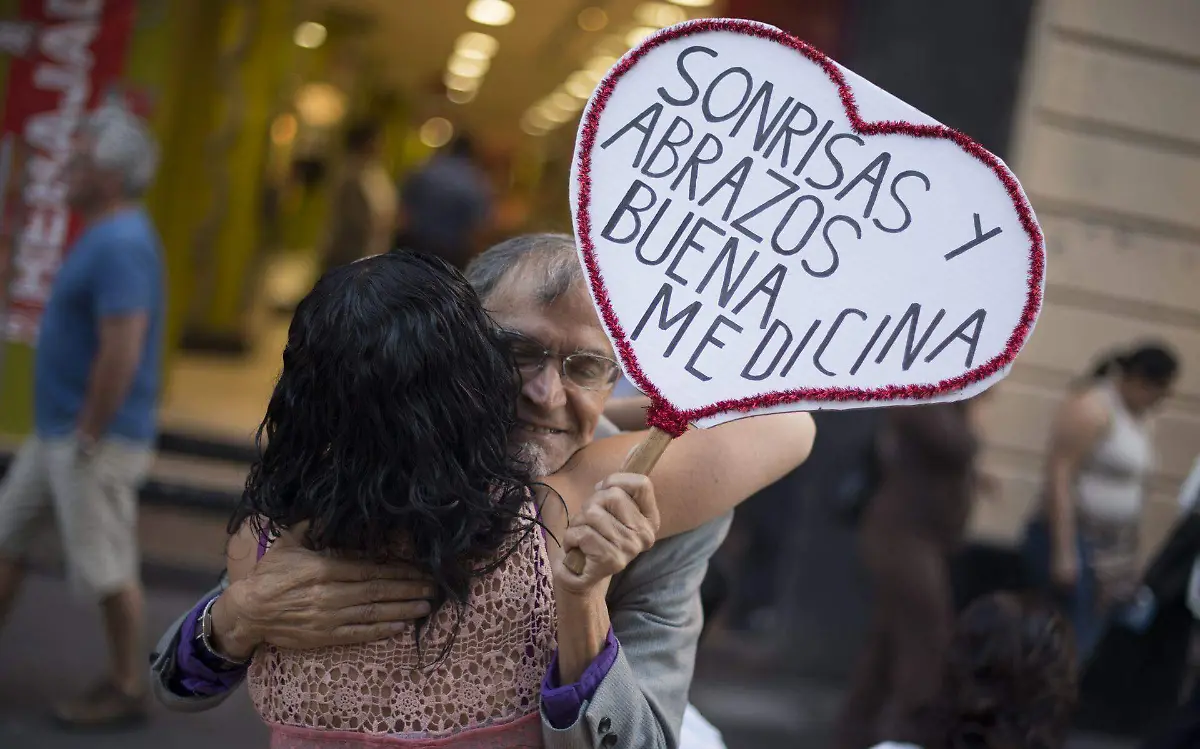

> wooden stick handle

[{"left": 564, "top": 427, "right": 674, "bottom": 575}]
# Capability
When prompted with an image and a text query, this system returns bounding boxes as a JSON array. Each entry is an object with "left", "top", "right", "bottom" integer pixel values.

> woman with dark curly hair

[
  {"left": 223, "top": 252, "right": 814, "bottom": 747},
  {"left": 873, "top": 592, "right": 1078, "bottom": 749}
]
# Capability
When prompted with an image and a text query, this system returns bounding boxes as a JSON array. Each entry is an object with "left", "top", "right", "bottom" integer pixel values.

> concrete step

[{"left": 158, "top": 428, "right": 257, "bottom": 465}]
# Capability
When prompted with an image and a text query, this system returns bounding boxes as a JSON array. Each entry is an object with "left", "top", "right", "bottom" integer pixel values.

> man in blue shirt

[{"left": 0, "top": 102, "right": 163, "bottom": 728}]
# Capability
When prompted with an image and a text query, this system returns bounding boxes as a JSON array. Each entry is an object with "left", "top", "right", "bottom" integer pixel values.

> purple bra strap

[{"left": 532, "top": 495, "right": 550, "bottom": 541}]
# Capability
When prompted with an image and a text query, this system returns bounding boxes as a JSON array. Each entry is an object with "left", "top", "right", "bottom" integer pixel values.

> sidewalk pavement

[
  {"left": 0, "top": 573, "right": 1140, "bottom": 749},
  {"left": 0, "top": 573, "right": 265, "bottom": 749}
]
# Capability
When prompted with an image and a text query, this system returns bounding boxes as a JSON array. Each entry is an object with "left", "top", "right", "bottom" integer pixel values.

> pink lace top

[{"left": 248, "top": 506, "right": 556, "bottom": 746}]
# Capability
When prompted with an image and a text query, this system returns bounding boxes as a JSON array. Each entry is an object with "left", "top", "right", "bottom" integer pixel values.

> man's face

[
  {"left": 64, "top": 136, "right": 114, "bottom": 211},
  {"left": 485, "top": 272, "right": 615, "bottom": 475}
]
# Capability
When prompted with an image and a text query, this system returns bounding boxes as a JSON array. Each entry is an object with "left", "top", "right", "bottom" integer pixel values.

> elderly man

[
  {"left": 151, "top": 234, "right": 744, "bottom": 748},
  {"left": 0, "top": 103, "right": 163, "bottom": 727}
]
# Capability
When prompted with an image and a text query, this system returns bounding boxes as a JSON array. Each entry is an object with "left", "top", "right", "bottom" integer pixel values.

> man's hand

[
  {"left": 210, "top": 528, "right": 435, "bottom": 661},
  {"left": 555, "top": 473, "right": 660, "bottom": 598}
]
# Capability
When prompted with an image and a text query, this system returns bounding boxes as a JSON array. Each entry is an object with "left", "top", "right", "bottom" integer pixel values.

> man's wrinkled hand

[
  {"left": 211, "top": 527, "right": 436, "bottom": 660},
  {"left": 554, "top": 473, "right": 660, "bottom": 600}
]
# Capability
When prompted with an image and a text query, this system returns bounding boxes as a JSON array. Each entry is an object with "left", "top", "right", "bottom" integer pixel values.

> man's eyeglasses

[{"left": 496, "top": 330, "right": 620, "bottom": 391}]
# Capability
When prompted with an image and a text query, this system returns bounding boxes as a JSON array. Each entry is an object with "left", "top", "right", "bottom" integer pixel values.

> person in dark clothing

[
  {"left": 833, "top": 401, "right": 983, "bottom": 749},
  {"left": 1079, "top": 510, "right": 1200, "bottom": 740},
  {"left": 1140, "top": 692, "right": 1200, "bottom": 749},
  {"left": 395, "top": 135, "right": 492, "bottom": 270}
]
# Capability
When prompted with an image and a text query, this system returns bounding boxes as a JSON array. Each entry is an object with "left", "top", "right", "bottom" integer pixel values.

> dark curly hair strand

[
  {"left": 230, "top": 252, "right": 538, "bottom": 656},
  {"left": 920, "top": 593, "right": 1078, "bottom": 749}
]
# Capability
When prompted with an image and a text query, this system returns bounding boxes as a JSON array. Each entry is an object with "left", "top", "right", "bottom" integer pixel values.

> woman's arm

[
  {"left": 225, "top": 519, "right": 261, "bottom": 584},
  {"left": 1045, "top": 390, "right": 1109, "bottom": 588},
  {"left": 207, "top": 520, "right": 267, "bottom": 661},
  {"left": 545, "top": 411, "right": 815, "bottom": 538}
]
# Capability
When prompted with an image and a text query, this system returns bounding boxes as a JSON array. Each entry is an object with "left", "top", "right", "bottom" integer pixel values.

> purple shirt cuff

[
  {"left": 541, "top": 628, "right": 620, "bottom": 729},
  {"left": 174, "top": 594, "right": 249, "bottom": 696}
]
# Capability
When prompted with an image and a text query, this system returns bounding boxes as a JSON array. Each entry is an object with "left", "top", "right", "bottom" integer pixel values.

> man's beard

[{"left": 514, "top": 439, "right": 553, "bottom": 479}]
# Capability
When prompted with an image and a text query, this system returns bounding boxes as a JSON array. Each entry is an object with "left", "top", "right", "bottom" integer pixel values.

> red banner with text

[{"left": 0, "top": 0, "right": 137, "bottom": 344}]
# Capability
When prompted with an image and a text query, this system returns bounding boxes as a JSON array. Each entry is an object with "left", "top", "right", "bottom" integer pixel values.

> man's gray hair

[
  {"left": 82, "top": 101, "right": 159, "bottom": 197},
  {"left": 465, "top": 233, "right": 585, "bottom": 306}
]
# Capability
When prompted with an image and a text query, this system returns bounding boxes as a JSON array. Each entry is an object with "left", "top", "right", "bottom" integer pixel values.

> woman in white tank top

[{"left": 1023, "top": 343, "right": 1179, "bottom": 660}]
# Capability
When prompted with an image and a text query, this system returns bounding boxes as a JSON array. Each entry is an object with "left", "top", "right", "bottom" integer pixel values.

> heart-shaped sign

[{"left": 570, "top": 19, "right": 1044, "bottom": 433}]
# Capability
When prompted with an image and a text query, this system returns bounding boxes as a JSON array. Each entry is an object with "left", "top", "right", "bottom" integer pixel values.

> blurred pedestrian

[
  {"left": 319, "top": 121, "right": 396, "bottom": 275},
  {"left": 871, "top": 592, "right": 1078, "bottom": 749},
  {"left": 395, "top": 134, "right": 492, "bottom": 270},
  {"left": 1022, "top": 343, "right": 1179, "bottom": 661},
  {"left": 0, "top": 102, "right": 163, "bottom": 728},
  {"left": 833, "top": 400, "right": 985, "bottom": 749}
]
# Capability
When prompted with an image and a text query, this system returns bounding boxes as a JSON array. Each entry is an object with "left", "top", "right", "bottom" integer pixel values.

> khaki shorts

[{"left": 0, "top": 436, "right": 152, "bottom": 599}]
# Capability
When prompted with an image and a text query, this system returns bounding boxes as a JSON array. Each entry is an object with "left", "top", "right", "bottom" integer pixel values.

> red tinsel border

[{"left": 573, "top": 18, "right": 1045, "bottom": 437}]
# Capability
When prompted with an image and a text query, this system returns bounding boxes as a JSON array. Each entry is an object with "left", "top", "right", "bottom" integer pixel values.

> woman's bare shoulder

[
  {"left": 1051, "top": 386, "right": 1111, "bottom": 451},
  {"left": 1058, "top": 386, "right": 1110, "bottom": 427}
]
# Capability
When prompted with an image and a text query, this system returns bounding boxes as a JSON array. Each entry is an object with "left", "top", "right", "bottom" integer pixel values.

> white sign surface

[{"left": 571, "top": 19, "right": 1044, "bottom": 429}]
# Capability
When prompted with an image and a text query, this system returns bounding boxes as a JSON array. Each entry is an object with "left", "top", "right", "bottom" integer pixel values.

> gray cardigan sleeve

[
  {"left": 541, "top": 513, "right": 732, "bottom": 749},
  {"left": 149, "top": 576, "right": 246, "bottom": 712}
]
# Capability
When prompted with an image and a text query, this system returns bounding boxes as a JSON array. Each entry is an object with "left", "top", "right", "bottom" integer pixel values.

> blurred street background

[{"left": 1, "top": 0, "right": 1198, "bottom": 747}]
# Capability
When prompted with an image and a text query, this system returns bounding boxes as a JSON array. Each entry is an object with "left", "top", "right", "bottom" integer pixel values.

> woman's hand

[
  {"left": 551, "top": 473, "right": 660, "bottom": 684},
  {"left": 554, "top": 473, "right": 660, "bottom": 600}
]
